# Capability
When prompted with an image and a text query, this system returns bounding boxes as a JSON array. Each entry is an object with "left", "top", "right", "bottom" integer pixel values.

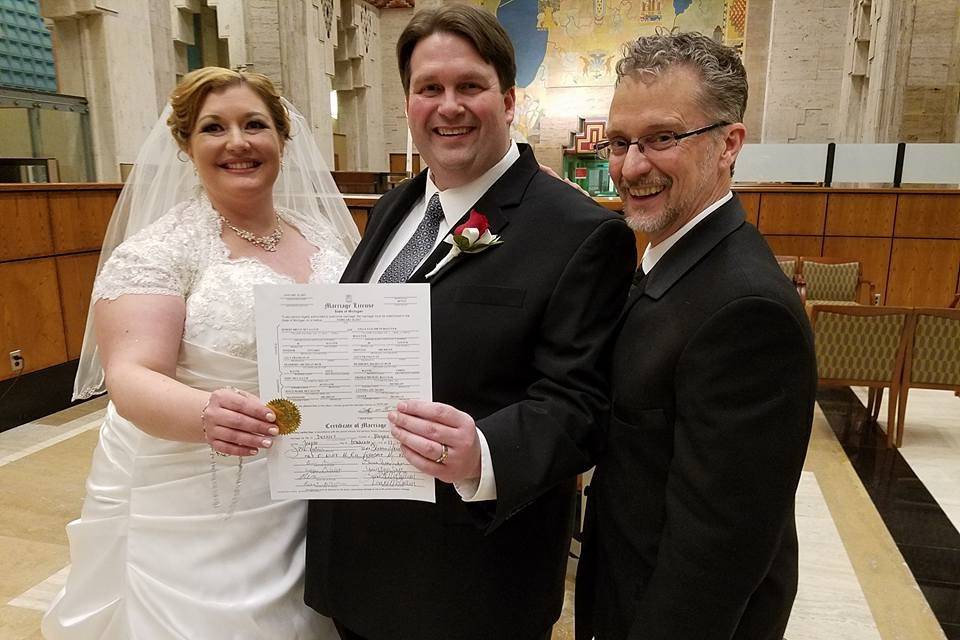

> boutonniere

[{"left": 425, "top": 209, "right": 503, "bottom": 279}]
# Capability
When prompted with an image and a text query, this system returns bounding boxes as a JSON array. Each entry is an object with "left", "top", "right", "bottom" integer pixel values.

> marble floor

[{"left": 0, "top": 389, "right": 956, "bottom": 640}]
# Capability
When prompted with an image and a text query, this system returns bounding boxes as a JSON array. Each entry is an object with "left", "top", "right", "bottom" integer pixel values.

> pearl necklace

[{"left": 220, "top": 213, "right": 283, "bottom": 252}]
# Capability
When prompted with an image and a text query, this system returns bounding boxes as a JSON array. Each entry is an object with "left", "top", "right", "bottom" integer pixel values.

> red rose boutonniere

[{"left": 425, "top": 209, "right": 503, "bottom": 278}]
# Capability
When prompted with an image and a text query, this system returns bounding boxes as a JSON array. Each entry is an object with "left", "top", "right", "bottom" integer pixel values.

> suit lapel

[
  {"left": 624, "top": 195, "right": 746, "bottom": 312},
  {"left": 340, "top": 171, "right": 429, "bottom": 283},
  {"left": 407, "top": 144, "right": 538, "bottom": 284}
]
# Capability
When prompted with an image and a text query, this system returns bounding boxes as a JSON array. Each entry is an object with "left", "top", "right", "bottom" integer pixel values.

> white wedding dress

[{"left": 42, "top": 195, "right": 347, "bottom": 640}]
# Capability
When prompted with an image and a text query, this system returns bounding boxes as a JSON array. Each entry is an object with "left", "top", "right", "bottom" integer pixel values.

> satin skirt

[{"left": 42, "top": 342, "right": 336, "bottom": 639}]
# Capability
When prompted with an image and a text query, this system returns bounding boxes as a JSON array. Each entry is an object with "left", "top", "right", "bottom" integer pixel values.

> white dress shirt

[
  {"left": 640, "top": 191, "right": 733, "bottom": 274},
  {"left": 370, "top": 141, "right": 521, "bottom": 502},
  {"left": 369, "top": 141, "right": 520, "bottom": 282}
]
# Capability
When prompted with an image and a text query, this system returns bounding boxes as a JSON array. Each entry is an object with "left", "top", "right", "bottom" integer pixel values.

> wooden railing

[
  {"left": 1, "top": 183, "right": 119, "bottom": 381},
  {"left": 2, "top": 183, "right": 958, "bottom": 381}
]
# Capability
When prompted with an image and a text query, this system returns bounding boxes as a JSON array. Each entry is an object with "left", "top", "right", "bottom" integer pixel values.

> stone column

[
  {"left": 275, "top": 0, "right": 338, "bottom": 165},
  {"left": 41, "top": 1, "right": 169, "bottom": 180},
  {"left": 334, "top": 0, "right": 385, "bottom": 170},
  {"left": 741, "top": 0, "right": 772, "bottom": 144},
  {"left": 836, "top": 0, "right": 916, "bottom": 143}
]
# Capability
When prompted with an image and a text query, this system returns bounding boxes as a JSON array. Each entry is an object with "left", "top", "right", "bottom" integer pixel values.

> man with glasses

[{"left": 576, "top": 33, "right": 817, "bottom": 640}]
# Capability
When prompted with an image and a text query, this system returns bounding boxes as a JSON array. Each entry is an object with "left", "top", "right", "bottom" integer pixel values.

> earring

[{"left": 177, "top": 149, "right": 189, "bottom": 163}]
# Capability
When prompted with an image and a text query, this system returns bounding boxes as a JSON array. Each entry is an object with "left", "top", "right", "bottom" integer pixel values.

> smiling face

[
  {"left": 607, "top": 67, "right": 744, "bottom": 245},
  {"left": 186, "top": 83, "right": 283, "bottom": 209},
  {"left": 405, "top": 32, "right": 515, "bottom": 191}
]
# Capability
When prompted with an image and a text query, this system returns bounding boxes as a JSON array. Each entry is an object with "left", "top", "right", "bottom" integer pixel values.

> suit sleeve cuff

[{"left": 454, "top": 428, "right": 498, "bottom": 502}]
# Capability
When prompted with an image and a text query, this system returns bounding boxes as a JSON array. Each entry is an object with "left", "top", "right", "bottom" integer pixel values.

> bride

[{"left": 42, "top": 67, "right": 359, "bottom": 639}]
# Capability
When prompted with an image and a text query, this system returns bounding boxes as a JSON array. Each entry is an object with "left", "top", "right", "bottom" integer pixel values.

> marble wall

[
  {"left": 759, "top": 0, "right": 849, "bottom": 143},
  {"left": 35, "top": 0, "right": 960, "bottom": 176}
]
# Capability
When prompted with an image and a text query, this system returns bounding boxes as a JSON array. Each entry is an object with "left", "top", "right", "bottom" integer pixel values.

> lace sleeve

[{"left": 93, "top": 203, "right": 199, "bottom": 301}]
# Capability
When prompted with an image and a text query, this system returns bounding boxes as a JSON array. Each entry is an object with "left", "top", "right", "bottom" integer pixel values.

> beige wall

[
  {"left": 900, "top": 0, "right": 960, "bottom": 142},
  {"left": 760, "top": 0, "right": 849, "bottom": 142},
  {"left": 379, "top": 7, "right": 416, "bottom": 170}
]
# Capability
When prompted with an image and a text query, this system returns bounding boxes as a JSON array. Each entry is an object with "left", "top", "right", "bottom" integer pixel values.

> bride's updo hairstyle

[{"left": 166, "top": 66, "right": 291, "bottom": 151}]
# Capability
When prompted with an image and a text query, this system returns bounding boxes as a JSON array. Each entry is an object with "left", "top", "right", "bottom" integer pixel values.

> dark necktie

[
  {"left": 379, "top": 193, "right": 444, "bottom": 283},
  {"left": 633, "top": 265, "right": 647, "bottom": 286}
]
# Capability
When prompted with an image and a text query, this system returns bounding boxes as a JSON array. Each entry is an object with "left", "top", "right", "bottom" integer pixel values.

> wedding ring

[{"left": 434, "top": 444, "right": 448, "bottom": 465}]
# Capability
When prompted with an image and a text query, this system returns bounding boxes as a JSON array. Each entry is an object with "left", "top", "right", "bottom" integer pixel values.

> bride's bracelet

[
  {"left": 200, "top": 395, "right": 213, "bottom": 442},
  {"left": 201, "top": 389, "right": 243, "bottom": 518},
  {"left": 200, "top": 393, "right": 230, "bottom": 457}
]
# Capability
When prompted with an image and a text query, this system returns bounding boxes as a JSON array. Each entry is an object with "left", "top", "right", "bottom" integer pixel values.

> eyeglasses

[{"left": 594, "top": 122, "right": 729, "bottom": 159}]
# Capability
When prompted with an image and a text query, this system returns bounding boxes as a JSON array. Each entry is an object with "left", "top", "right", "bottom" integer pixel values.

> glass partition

[
  {"left": 729, "top": 143, "right": 960, "bottom": 187},
  {"left": 734, "top": 144, "right": 828, "bottom": 184},
  {"left": 37, "top": 108, "right": 88, "bottom": 182},
  {"left": 902, "top": 144, "right": 960, "bottom": 185},
  {"left": 832, "top": 144, "right": 899, "bottom": 184},
  {"left": 0, "top": 88, "right": 92, "bottom": 182}
]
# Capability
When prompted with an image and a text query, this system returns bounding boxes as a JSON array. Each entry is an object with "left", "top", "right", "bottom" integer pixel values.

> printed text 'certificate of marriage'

[{"left": 254, "top": 283, "right": 435, "bottom": 502}]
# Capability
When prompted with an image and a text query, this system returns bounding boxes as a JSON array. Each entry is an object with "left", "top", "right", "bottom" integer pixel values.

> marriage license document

[{"left": 254, "top": 283, "right": 435, "bottom": 502}]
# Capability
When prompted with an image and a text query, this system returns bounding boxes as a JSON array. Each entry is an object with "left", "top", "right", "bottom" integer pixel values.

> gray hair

[{"left": 616, "top": 32, "right": 747, "bottom": 125}]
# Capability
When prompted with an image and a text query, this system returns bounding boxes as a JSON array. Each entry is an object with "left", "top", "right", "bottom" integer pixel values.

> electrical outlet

[
  {"left": 9, "top": 350, "right": 23, "bottom": 372},
  {"left": 872, "top": 293, "right": 882, "bottom": 305}
]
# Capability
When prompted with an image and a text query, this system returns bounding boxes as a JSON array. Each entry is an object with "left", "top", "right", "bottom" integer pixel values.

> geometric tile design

[
  {"left": 911, "top": 314, "right": 960, "bottom": 386},
  {"left": 824, "top": 386, "right": 960, "bottom": 639},
  {"left": 786, "top": 472, "right": 881, "bottom": 640},
  {"left": 727, "top": 0, "right": 747, "bottom": 37},
  {"left": 816, "top": 311, "right": 908, "bottom": 381},
  {"left": 567, "top": 119, "right": 607, "bottom": 155}
]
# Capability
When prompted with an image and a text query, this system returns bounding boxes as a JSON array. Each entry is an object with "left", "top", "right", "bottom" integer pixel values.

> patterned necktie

[{"left": 379, "top": 193, "right": 445, "bottom": 283}]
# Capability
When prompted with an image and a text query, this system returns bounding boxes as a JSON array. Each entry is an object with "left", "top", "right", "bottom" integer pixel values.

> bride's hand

[{"left": 201, "top": 388, "right": 279, "bottom": 456}]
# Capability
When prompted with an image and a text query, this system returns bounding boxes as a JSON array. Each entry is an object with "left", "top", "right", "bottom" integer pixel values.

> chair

[
  {"left": 811, "top": 304, "right": 913, "bottom": 447},
  {"left": 893, "top": 307, "right": 960, "bottom": 447},
  {"left": 774, "top": 255, "right": 805, "bottom": 300},
  {"left": 799, "top": 257, "right": 876, "bottom": 317},
  {"left": 775, "top": 255, "right": 799, "bottom": 280}
]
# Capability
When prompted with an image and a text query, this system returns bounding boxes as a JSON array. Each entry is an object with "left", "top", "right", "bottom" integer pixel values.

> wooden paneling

[
  {"left": 886, "top": 239, "right": 960, "bottom": 307},
  {"left": 758, "top": 193, "right": 826, "bottom": 235},
  {"left": 388, "top": 153, "right": 422, "bottom": 174},
  {"left": 738, "top": 192, "right": 760, "bottom": 226},
  {"left": 349, "top": 208, "right": 368, "bottom": 235},
  {"left": 0, "top": 258, "right": 68, "bottom": 380},
  {"left": 895, "top": 195, "right": 960, "bottom": 239},
  {"left": 0, "top": 192, "right": 53, "bottom": 261},
  {"left": 762, "top": 235, "right": 823, "bottom": 257},
  {"left": 825, "top": 193, "right": 896, "bottom": 237},
  {"left": 48, "top": 191, "right": 116, "bottom": 253},
  {"left": 56, "top": 252, "right": 100, "bottom": 359},
  {"left": 822, "top": 237, "right": 893, "bottom": 304}
]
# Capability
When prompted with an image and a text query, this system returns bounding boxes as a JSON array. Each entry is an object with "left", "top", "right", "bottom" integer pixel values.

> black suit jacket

[
  {"left": 576, "top": 195, "right": 816, "bottom": 640},
  {"left": 305, "top": 144, "right": 636, "bottom": 640}
]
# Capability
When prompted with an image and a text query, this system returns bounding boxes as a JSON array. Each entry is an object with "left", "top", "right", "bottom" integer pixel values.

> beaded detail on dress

[{"left": 93, "top": 195, "right": 349, "bottom": 361}]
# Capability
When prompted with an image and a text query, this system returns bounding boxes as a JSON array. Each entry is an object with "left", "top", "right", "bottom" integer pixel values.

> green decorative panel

[{"left": 0, "top": 0, "right": 56, "bottom": 92}]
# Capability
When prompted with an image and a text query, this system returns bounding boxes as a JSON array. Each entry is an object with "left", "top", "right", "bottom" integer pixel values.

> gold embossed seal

[{"left": 266, "top": 398, "right": 301, "bottom": 435}]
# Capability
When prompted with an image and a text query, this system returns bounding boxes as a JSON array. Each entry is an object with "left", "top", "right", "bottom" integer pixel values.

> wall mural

[{"left": 474, "top": 0, "right": 748, "bottom": 143}]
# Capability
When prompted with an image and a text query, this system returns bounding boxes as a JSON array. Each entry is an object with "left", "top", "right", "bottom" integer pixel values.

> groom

[{"left": 304, "top": 5, "right": 635, "bottom": 640}]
